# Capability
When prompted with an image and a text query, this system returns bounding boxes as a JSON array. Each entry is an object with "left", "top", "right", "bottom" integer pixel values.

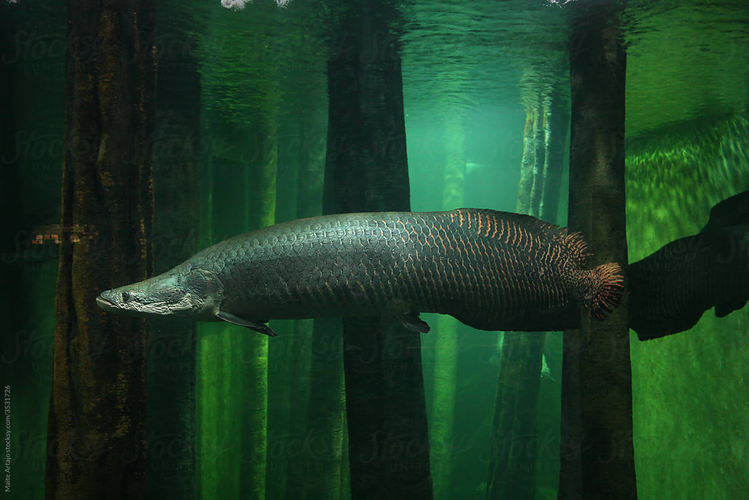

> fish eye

[{"left": 122, "top": 291, "right": 131, "bottom": 302}]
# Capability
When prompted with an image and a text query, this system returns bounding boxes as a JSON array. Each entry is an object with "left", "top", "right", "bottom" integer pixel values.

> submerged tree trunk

[
  {"left": 300, "top": 316, "right": 345, "bottom": 500},
  {"left": 45, "top": 1, "right": 156, "bottom": 499},
  {"left": 201, "top": 118, "right": 277, "bottom": 500},
  {"left": 196, "top": 5, "right": 281, "bottom": 495},
  {"left": 325, "top": 2, "right": 433, "bottom": 499},
  {"left": 240, "top": 119, "right": 276, "bottom": 500},
  {"left": 430, "top": 114, "right": 465, "bottom": 500},
  {"left": 291, "top": 94, "right": 345, "bottom": 500},
  {"left": 487, "top": 333, "right": 545, "bottom": 500},
  {"left": 284, "top": 99, "right": 331, "bottom": 500},
  {"left": 559, "top": 4, "right": 636, "bottom": 500},
  {"left": 487, "top": 78, "right": 567, "bottom": 500},
  {"left": 198, "top": 120, "right": 276, "bottom": 500},
  {"left": 541, "top": 92, "right": 568, "bottom": 222}
]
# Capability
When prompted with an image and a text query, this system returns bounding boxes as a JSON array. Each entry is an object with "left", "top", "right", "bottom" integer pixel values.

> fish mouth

[{"left": 96, "top": 294, "right": 118, "bottom": 312}]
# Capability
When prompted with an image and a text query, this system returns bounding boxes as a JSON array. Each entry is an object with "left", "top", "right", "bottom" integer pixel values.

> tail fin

[{"left": 581, "top": 262, "right": 625, "bottom": 320}]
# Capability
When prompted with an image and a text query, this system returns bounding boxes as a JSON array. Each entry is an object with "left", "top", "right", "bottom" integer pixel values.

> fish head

[{"left": 96, "top": 267, "right": 224, "bottom": 319}]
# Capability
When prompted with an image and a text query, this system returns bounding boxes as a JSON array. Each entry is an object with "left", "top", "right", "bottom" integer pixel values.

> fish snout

[{"left": 96, "top": 291, "right": 119, "bottom": 312}]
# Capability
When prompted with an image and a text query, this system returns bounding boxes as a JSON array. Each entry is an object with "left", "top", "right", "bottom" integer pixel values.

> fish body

[
  {"left": 97, "top": 209, "right": 623, "bottom": 336},
  {"left": 629, "top": 225, "right": 749, "bottom": 340},
  {"left": 628, "top": 191, "right": 749, "bottom": 340}
]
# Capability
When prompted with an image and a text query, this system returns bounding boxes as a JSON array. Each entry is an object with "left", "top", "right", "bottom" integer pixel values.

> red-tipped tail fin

[{"left": 582, "top": 262, "right": 625, "bottom": 320}]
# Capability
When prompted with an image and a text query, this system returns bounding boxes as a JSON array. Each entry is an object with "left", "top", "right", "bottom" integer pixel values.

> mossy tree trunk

[
  {"left": 559, "top": 4, "right": 636, "bottom": 500},
  {"left": 45, "top": 1, "right": 156, "bottom": 498},
  {"left": 487, "top": 80, "right": 567, "bottom": 500},
  {"left": 324, "top": 1, "right": 433, "bottom": 499}
]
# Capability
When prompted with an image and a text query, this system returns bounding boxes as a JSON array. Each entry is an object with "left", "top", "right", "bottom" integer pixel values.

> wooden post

[
  {"left": 45, "top": 2, "right": 156, "bottom": 498},
  {"left": 325, "top": 1, "right": 433, "bottom": 499},
  {"left": 559, "top": 4, "right": 636, "bottom": 500}
]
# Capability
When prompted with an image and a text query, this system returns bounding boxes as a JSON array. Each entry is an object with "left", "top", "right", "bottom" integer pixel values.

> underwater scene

[{"left": 1, "top": 0, "right": 749, "bottom": 499}]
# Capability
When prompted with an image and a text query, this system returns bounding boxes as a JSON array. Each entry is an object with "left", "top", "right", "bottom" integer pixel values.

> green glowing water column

[
  {"left": 290, "top": 100, "right": 344, "bottom": 500},
  {"left": 486, "top": 75, "right": 567, "bottom": 500},
  {"left": 559, "top": 3, "right": 636, "bottom": 500},
  {"left": 430, "top": 113, "right": 465, "bottom": 500},
  {"left": 626, "top": 117, "right": 749, "bottom": 500},
  {"left": 195, "top": 5, "right": 284, "bottom": 499},
  {"left": 197, "top": 117, "right": 276, "bottom": 500},
  {"left": 324, "top": 1, "right": 434, "bottom": 499},
  {"left": 45, "top": 1, "right": 156, "bottom": 498},
  {"left": 280, "top": 75, "right": 331, "bottom": 500},
  {"left": 1, "top": 5, "right": 65, "bottom": 499},
  {"left": 296, "top": 315, "right": 345, "bottom": 500}
]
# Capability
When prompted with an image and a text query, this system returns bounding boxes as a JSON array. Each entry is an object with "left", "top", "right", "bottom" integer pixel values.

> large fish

[
  {"left": 96, "top": 208, "right": 624, "bottom": 336},
  {"left": 629, "top": 191, "right": 749, "bottom": 340}
]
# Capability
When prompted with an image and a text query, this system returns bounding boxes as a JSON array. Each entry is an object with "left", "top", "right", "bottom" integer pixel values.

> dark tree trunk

[
  {"left": 146, "top": 18, "right": 201, "bottom": 500},
  {"left": 324, "top": 2, "right": 433, "bottom": 499},
  {"left": 45, "top": 1, "right": 156, "bottom": 499},
  {"left": 340, "top": 317, "right": 432, "bottom": 500},
  {"left": 323, "top": 7, "right": 411, "bottom": 213},
  {"left": 559, "top": 4, "right": 636, "bottom": 500},
  {"left": 487, "top": 333, "right": 545, "bottom": 500}
]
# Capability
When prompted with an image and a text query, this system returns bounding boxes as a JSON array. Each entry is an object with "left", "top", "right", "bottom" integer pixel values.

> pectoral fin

[
  {"left": 216, "top": 311, "right": 278, "bottom": 337},
  {"left": 394, "top": 311, "right": 431, "bottom": 333}
]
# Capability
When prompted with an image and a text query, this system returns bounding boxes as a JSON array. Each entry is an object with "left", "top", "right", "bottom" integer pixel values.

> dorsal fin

[
  {"left": 462, "top": 208, "right": 561, "bottom": 238},
  {"left": 559, "top": 230, "right": 590, "bottom": 267},
  {"left": 702, "top": 191, "right": 749, "bottom": 232},
  {"left": 460, "top": 208, "right": 592, "bottom": 267}
]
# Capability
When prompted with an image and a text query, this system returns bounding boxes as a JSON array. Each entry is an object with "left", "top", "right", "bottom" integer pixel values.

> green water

[{"left": 2, "top": 0, "right": 749, "bottom": 499}]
